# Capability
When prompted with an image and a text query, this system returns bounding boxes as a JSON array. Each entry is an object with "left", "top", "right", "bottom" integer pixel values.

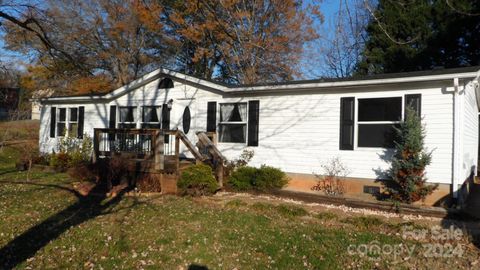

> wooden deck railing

[
  {"left": 93, "top": 128, "right": 164, "bottom": 170},
  {"left": 92, "top": 129, "right": 223, "bottom": 183}
]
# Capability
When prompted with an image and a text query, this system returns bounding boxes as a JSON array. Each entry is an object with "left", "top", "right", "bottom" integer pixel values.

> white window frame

[
  {"left": 218, "top": 102, "right": 248, "bottom": 144},
  {"left": 141, "top": 105, "right": 162, "bottom": 129},
  {"left": 68, "top": 107, "right": 78, "bottom": 137},
  {"left": 56, "top": 107, "right": 67, "bottom": 137},
  {"left": 118, "top": 106, "right": 138, "bottom": 129},
  {"left": 355, "top": 96, "right": 404, "bottom": 149}
]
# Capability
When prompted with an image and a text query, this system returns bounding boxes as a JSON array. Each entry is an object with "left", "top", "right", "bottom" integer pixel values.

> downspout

[{"left": 452, "top": 77, "right": 461, "bottom": 198}]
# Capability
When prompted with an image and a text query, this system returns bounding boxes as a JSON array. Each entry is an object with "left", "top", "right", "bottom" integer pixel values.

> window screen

[
  {"left": 358, "top": 124, "right": 399, "bottom": 148},
  {"left": 141, "top": 106, "right": 161, "bottom": 128},
  {"left": 219, "top": 103, "right": 247, "bottom": 143},
  {"left": 57, "top": 108, "right": 67, "bottom": 136},
  {"left": 68, "top": 108, "right": 78, "bottom": 137},
  {"left": 358, "top": 97, "right": 402, "bottom": 122},
  {"left": 357, "top": 97, "right": 402, "bottom": 148},
  {"left": 118, "top": 106, "right": 137, "bottom": 129}
]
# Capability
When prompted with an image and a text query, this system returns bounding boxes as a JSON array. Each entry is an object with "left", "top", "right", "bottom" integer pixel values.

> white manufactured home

[{"left": 38, "top": 66, "right": 480, "bottom": 205}]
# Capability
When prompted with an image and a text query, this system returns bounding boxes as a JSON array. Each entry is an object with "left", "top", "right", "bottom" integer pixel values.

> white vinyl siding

[
  {"left": 460, "top": 83, "right": 479, "bottom": 182},
  {"left": 39, "top": 76, "right": 464, "bottom": 185}
]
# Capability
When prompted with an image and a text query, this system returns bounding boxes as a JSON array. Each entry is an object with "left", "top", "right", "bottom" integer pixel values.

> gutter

[{"left": 41, "top": 70, "right": 480, "bottom": 104}]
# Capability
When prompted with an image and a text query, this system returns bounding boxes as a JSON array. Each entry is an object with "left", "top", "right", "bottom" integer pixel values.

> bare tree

[{"left": 303, "top": 0, "right": 369, "bottom": 79}]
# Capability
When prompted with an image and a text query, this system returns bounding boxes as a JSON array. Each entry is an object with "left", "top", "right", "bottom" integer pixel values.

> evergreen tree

[
  {"left": 386, "top": 108, "right": 437, "bottom": 203},
  {"left": 357, "top": 0, "right": 480, "bottom": 75}
]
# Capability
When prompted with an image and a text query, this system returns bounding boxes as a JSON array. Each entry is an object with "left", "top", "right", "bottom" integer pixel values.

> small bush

[
  {"left": 228, "top": 165, "right": 288, "bottom": 192},
  {"left": 177, "top": 164, "right": 218, "bottom": 196},
  {"left": 312, "top": 157, "right": 350, "bottom": 196},
  {"left": 225, "top": 149, "right": 254, "bottom": 177},
  {"left": 50, "top": 152, "right": 72, "bottom": 172},
  {"left": 32, "top": 153, "right": 51, "bottom": 166},
  {"left": 228, "top": 166, "right": 257, "bottom": 191}
]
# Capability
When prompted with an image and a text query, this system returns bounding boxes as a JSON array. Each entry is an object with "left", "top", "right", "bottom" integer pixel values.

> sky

[{"left": 0, "top": 0, "right": 344, "bottom": 75}]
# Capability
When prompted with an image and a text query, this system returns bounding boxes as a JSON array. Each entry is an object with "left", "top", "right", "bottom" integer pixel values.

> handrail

[
  {"left": 196, "top": 131, "right": 226, "bottom": 187},
  {"left": 175, "top": 130, "right": 208, "bottom": 162},
  {"left": 196, "top": 132, "right": 227, "bottom": 162}
]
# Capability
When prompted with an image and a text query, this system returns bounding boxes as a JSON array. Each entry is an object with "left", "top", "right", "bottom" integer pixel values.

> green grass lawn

[{"left": 0, "top": 131, "right": 479, "bottom": 269}]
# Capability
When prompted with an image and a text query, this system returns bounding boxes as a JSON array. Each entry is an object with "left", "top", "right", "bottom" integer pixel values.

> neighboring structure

[
  {"left": 38, "top": 66, "right": 480, "bottom": 205},
  {"left": 31, "top": 89, "right": 54, "bottom": 120},
  {"left": 0, "top": 88, "right": 20, "bottom": 121}
]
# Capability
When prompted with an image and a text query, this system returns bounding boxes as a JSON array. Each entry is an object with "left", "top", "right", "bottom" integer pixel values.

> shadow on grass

[{"left": 0, "top": 180, "right": 131, "bottom": 269}]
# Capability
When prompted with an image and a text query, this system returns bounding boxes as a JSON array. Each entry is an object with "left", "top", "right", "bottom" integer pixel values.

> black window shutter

[
  {"left": 206, "top": 102, "right": 217, "bottom": 132},
  {"left": 109, "top": 105, "right": 116, "bottom": 141},
  {"left": 77, "top": 106, "right": 84, "bottom": 139},
  {"left": 109, "top": 106, "right": 117, "bottom": 128},
  {"left": 405, "top": 94, "right": 421, "bottom": 118},
  {"left": 247, "top": 100, "right": 260, "bottom": 146},
  {"left": 340, "top": 97, "right": 355, "bottom": 150},
  {"left": 161, "top": 105, "right": 170, "bottom": 130},
  {"left": 50, "top": 107, "right": 56, "bottom": 138},
  {"left": 162, "top": 105, "right": 170, "bottom": 143}
]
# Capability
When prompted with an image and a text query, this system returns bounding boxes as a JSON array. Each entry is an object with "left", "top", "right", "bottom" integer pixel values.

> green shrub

[
  {"left": 255, "top": 165, "right": 289, "bottom": 191},
  {"left": 228, "top": 165, "right": 289, "bottom": 192},
  {"left": 48, "top": 134, "right": 94, "bottom": 172},
  {"left": 228, "top": 166, "right": 257, "bottom": 191},
  {"left": 178, "top": 164, "right": 219, "bottom": 196},
  {"left": 49, "top": 152, "right": 71, "bottom": 172}
]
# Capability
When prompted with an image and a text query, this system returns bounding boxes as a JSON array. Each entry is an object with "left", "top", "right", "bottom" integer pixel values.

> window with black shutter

[
  {"left": 57, "top": 108, "right": 67, "bottom": 137},
  {"left": 247, "top": 100, "right": 259, "bottom": 146},
  {"left": 357, "top": 97, "right": 402, "bottom": 148},
  {"left": 141, "top": 106, "right": 161, "bottom": 128},
  {"left": 340, "top": 97, "right": 355, "bottom": 150},
  {"left": 206, "top": 102, "right": 217, "bottom": 132},
  {"left": 405, "top": 94, "right": 421, "bottom": 118},
  {"left": 50, "top": 107, "right": 56, "bottom": 138},
  {"left": 109, "top": 105, "right": 117, "bottom": 129},
  {"left": 161, "top": 105, "right": 170, "bottom": 143},
  {"left": 78, "top": 106, "right": 84, "bottom": 139},
  {"left": 219, "top": 103, "right": 247, "bottom": 143},
  {"left": 68, "top": 108, "right": 78, "bottom": 137},
  {"left": 118, "top": 106, "right": 137, "bottom": 128}
]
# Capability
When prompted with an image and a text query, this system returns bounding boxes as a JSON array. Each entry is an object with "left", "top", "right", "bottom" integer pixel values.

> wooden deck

[{"left": 92, "top": 128, "right": 225, "bottom": 191}]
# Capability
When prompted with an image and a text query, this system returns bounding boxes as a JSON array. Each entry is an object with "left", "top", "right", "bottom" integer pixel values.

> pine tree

[
  {"left": 386, "top": 108, "right": 437, "bottom": 203},
  {"left": 357, "top": 0, "right": 480, "bottom": 75}
]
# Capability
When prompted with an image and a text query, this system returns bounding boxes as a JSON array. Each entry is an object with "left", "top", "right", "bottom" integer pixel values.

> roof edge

[{"left": 41, "top": 67, "right": 480, "bottom": 103}]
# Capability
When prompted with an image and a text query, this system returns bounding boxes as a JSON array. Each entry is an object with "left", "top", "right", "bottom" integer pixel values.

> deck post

[
  {"left": 93, "top": 128, "right": 100, "bottom": 163},
  {"left": 154, "top": 130, "right": 164, "bottom": 171},
  {"left": 216, "top": 163, "right": 224, "bottom": 188},
  {"left": 175, "top": 131, "right": 180, "bottom": 175}
]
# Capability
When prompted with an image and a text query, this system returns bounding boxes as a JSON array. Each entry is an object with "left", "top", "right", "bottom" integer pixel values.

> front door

[{"left": 171, "top": 99, "right": 197, "bottom": 158}]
